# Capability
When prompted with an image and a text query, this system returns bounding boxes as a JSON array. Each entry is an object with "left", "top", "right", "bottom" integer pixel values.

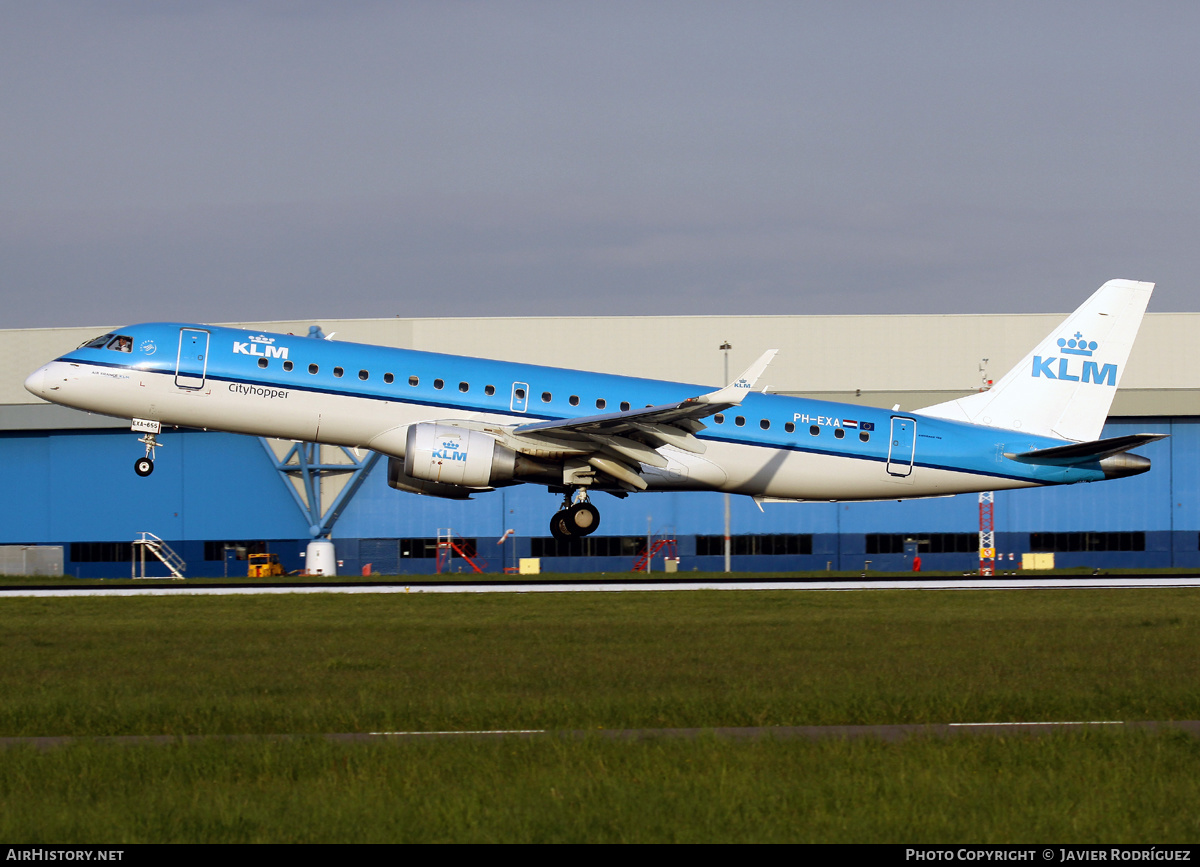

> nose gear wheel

[{"left": 134, "top": 432, "right": 161, "bottom": 477}]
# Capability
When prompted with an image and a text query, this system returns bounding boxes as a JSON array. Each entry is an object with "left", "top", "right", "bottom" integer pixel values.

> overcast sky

[{"left": 3, "top": 1, "right": 1198, "bottom": 328}]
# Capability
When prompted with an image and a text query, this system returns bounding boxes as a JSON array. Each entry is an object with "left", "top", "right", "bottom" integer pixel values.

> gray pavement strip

[{"left": 4, "top": 575, "right": 1200, "bottom": 597}]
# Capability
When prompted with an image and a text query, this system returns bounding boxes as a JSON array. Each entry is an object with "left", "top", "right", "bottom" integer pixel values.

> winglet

[{"left": 697, "top": 350, "right": 778, "bottom": 406}]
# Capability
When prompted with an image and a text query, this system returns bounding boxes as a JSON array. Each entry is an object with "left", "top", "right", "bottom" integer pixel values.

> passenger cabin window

[
  {"left": 760, "top": 419, "right": 770, "bottom": 430},
  {"left": 542, "top": 392, "right": 552, "bottom": 403},
  {"left": 309, "top": 364, "right": 319, "bottom": 374},
  {"left": 714, "top": 414, "right": 725, "bottom": 424},
  {"left": 485, "top": 385, "right": 495, "bottom": 396},
  {"left": 515, "top": 387, "right": 526, "bottom": 399},
  {"left": 569, "top": 395, "right": 579, "bottom": 406},
  {"left": 283, "top": 361, "right": 294, "bottom": 372},
  {"left": 459, "top": 382, "right": 469, "bottom": 393},
  {"left": 735, "top": 416, "right": 745, "bottom": 426},
  {"left": 596, "top": 399, "right": 606, "bottom": 409},
  {"left": 810, "top": 425, "right": 820, "bottom": 436},
  {"left": 620, "top": 401, "right": 630, "bottom": 411},
  {"left": 859, "top": 432, "right": 870, "bottom": 443},
  {"left": 409, "top": 376, "right": 419, "bottom": 386},
  {"left": 107, "top": 335, "right": 132, "bottom": 353},
  {"left": 834, "top": 428, "right": 845, "bottom": 439},
  {"left": 434, "top": 379, "right": 445, "bottom": 389},
  {"left": 383, "top": 373, "right": 394, "bottom": 384},
  {"left": 258, "top": 358, "right": 268, "bottom": 368},
  {"left": 333, "top": 367, "right": 344, "bottom": 378},
  {"left": 358, "top": 370, "right": 369, "bottom": 381},
  {"left": 784, "top": 422, "right": 795, "bottom": 433}
]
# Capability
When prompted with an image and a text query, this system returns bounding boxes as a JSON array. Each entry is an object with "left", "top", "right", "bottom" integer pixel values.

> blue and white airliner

[{"left": 24, "top": 279, "right": 1164, "bottom": 539}]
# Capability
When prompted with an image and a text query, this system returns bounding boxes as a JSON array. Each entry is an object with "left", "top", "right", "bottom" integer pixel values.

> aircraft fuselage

[{"left": 25, "top": 322, "right": 1115, "bottom": 502}]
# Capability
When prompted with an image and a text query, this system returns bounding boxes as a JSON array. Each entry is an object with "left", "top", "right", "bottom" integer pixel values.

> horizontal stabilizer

[{"left": 1004, "top": 433, "right": 1167, "bottom": 466}]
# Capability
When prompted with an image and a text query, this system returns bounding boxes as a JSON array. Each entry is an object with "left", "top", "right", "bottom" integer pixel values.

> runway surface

[
  {"left": 2, "top": 720, "right": 1198, "bottom": 750},
  {"left": 2, "top": 574, "right": 1200, "bottom": 597}
]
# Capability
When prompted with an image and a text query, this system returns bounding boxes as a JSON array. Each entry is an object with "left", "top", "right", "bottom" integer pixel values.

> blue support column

[{"left": 259, "top": 439, "right": 381, "bottom": 538}]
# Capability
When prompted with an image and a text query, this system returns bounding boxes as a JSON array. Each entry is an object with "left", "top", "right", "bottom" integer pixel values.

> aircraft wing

[{"left": 510, "top": 350, "right": 778, "bottom": 459}]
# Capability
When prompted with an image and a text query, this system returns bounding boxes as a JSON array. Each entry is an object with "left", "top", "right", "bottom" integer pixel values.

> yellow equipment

[{"left": 248, "top": 552, "right": 284, "bottom": 578}]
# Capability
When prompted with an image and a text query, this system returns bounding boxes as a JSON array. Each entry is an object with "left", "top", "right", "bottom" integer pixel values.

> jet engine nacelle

[
  {"left": 404, "top": 423, "right": 517, "bottom": 487},
  {"left": 387, "top": 458, "right": 479, "bottom": 499}
]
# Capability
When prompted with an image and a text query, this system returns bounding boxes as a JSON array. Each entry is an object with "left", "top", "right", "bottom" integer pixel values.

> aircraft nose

[{"left": 24, "top": 366, "right": 47, "bottom": 398}]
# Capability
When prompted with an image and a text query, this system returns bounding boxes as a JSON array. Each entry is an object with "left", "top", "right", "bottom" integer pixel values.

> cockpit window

[
  {"left": 106, "top": 335, "right": 133, "bottom": 352},
  {"left": 80, "top": 334, "right": 113, "bottom": 349}
]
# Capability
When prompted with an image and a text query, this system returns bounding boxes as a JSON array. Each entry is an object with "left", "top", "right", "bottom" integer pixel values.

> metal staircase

[
  {"left": 632, "top": 534, "right": 678, "bottom": 573},
  {"left": 132, "top": 532, "right": 186, "bottom": 580},
  {"left": 436, "top": 528, "right": 485, "bottom": 574}
]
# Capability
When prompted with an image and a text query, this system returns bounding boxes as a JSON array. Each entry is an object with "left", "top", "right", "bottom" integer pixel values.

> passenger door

[{"left": 175, "top": 328, "right": 210, "bottom": 389}]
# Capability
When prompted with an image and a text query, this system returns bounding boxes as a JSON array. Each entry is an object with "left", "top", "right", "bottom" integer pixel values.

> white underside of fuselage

[{"left": 35, "top": 361, "right": 1035, "bottom": 501}]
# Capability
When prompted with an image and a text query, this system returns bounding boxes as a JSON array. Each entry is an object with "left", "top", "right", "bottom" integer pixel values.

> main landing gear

[
  {"left": 134, "top": 432, "right": 160, "bottom": 477},
  {"left": 550, "top": 490, "right": 601, "bottom": 540}
]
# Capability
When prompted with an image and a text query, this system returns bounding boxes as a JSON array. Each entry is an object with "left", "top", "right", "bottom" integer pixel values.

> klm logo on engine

[
  {"left": 233, "top": 334, "right": 289, "bottom": 360},
  {"left": 1031, "top": 332, "right": 1117, "bottom": 386},
  {"left": 432, "top": 441, "right": 467, "bottom": 461}
]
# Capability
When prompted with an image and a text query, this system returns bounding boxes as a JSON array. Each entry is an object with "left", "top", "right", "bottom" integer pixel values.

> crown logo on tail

[{"left": 1058, "top": 332, "right": 1097, "bottom": 357}]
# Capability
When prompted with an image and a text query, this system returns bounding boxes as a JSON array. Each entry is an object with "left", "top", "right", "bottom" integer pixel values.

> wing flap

[
  {"left": 627, "top": 421, "right": 707, "bottom": 454},
  {"left": 592, "top": 434, "right": 670, "bottom": 468}
]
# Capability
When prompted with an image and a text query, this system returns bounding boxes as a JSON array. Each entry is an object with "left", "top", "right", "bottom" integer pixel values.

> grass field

[
  {"left": 4, "top": 731, "right": 1200, "bottom": 843},
  {"left": 2, "top": 587, "right": 1198, "bottom": 841}
]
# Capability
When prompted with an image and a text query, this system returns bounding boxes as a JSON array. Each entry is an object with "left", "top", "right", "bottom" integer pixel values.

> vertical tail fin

[{"left": 919, "top": 279, "right": 1153, "bottom": 442}]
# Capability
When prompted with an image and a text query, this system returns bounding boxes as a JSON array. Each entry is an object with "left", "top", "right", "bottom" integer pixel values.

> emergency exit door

[{"left": 887, "top": 416, "right": 916, "bottom": 477}]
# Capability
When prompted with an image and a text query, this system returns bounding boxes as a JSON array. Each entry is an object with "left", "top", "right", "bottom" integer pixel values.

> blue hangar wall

[{"left": 0, "top": 418, "right": 1195, "bottom": 577}]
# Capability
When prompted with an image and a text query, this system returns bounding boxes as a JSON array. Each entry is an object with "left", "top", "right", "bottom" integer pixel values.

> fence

[{"left": 0, "top": 546, "right": 64, "bottom": 576}]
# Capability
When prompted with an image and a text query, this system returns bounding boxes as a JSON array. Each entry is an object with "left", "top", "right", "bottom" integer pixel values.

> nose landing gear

[
  {"left": 134, "top": 432, "right": 160, "bottom": 477},
  {"left": 550, "top": 490, "right": 601, "bottom": 539}
]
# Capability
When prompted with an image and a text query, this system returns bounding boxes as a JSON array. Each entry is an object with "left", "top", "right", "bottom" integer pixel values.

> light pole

[
  {"left": 720, "top": 341, "right": 732, "bottom": 573},
  {"left": 647, "top": 514, "right": 653, "bottom": 575}
]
